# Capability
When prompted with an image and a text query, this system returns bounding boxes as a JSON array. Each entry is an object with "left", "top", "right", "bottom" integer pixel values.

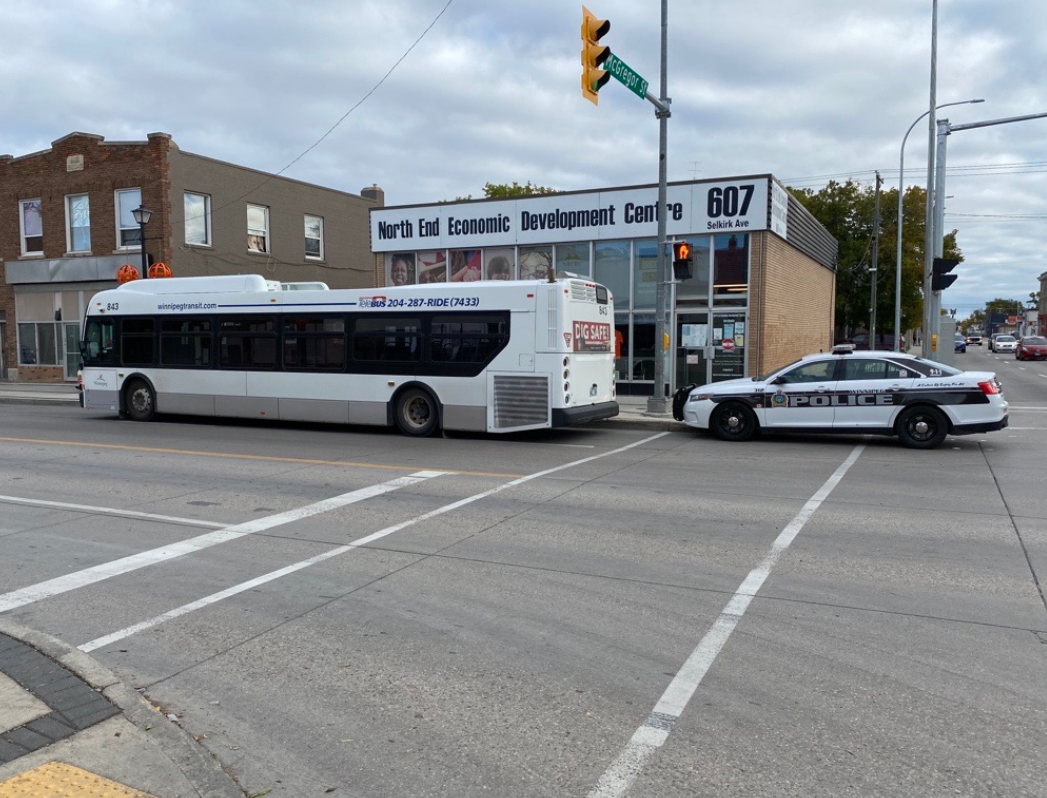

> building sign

[
  {"left": 66, "top": 154, "right": 84, "bottom": 172},
  {"left": 770, "top": 180, "right": 789, "bottom": 239},
  {"left": 371, "top": 178, "right": 771, "bottom": 252}
]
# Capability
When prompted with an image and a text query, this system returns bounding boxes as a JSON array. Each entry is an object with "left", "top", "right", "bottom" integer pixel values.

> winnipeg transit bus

[{"left": 79, "top": 274, "right": 619, "bottom": 436}]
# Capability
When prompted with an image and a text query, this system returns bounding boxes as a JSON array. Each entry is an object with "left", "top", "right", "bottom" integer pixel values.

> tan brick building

[
  {"left": 0, "top": 131, "right": 382, "bottom": 381},
  {"left": 368, "top": 176, "right": 837, "bottom": 395}
]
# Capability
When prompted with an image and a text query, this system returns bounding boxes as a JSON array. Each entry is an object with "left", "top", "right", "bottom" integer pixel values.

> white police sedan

[{"left": 674, "top": 346, "right": 1008, "bottom": 449}]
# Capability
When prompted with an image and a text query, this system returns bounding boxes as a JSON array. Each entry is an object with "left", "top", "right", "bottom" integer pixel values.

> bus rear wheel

[
  {"left": 394, "top": 388, "right": 439, "bottom": 437},
  {"left": 125, "top": 379, "right": 156, "bottom": 422}
]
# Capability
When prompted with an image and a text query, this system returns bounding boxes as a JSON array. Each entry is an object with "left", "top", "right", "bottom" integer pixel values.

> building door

[{"left": 0, "top": 321, "right": 6, "bottom": 379}]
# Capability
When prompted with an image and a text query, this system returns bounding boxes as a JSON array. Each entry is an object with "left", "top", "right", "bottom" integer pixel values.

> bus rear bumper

[{"left": 552, "top": 401, "right": 619, "bottom": 427}]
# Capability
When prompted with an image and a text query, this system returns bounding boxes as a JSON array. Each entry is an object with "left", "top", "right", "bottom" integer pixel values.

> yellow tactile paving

[{"left": 0, "top": 762, "right": 157, "bottom": 797}]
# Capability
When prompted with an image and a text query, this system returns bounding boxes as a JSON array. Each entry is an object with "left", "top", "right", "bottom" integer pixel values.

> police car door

[
  {"left": 833, "top": 357, "right": 916, "bottom": 430},
  {"left": 762, "top": 358, "right": 839, "bottom": 429}
]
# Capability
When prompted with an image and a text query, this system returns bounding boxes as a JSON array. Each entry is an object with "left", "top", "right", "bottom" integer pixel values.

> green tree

[
  {"left": 789, "top": 179, "right": 963, "bottom": 338},
  {"left": 983, "top": 298, "right": 1026, "bottom": 316},
  {"left": 482, "top": 181, "right": 557, "bottom": 198}
]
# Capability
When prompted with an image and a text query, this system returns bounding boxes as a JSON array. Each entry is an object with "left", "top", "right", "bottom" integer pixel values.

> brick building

[
  {"left": 369, "top": 175, "right": 838, "bottom": 394},
  {"left": 0, "top": 131, "right": 382, "bottom": 381}
]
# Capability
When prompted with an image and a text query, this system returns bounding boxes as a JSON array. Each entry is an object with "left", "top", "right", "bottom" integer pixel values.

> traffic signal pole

[
  {"left": 927, "top": 110, "right": 1047, "bottom": 354},
  {"left": 647, "top": 0, "right": 672, "bottom": 414}
]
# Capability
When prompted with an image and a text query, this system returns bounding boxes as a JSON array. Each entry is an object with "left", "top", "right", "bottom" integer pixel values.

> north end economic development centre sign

[{"left": 371, "top": 178, "right": 788, "bottom": 252}]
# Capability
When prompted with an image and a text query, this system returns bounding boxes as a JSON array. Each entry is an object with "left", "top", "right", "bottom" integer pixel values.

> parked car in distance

[
  {"left": 1016, "top": 335, "right": 1047, "bottom": 360},
  {"left": 966, "top": 334, "right": 982, "bottom": 346},
  {"left": 993, "top": 334, "right": 1018, "bottom": 354},
  {"left": 955, "top": 334, "right": 967, "bottom": 353}
]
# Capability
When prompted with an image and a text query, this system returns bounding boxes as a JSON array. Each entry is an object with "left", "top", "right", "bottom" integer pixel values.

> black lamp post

[{"left": 131, "top": 205, "right": 152, "bottom": 279}]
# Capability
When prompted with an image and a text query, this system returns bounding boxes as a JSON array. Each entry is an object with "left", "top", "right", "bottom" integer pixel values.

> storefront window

[
  {"left": 614, "top": 313, "right": 630, "bottom": 382},
  {"left": 418, "top": 251, "right": 447, "bottom": 283},
  {"left": 714, "top": 234, "right": 749, "bottom": 302},
  {"left": 675, "top": 237, "right": 711, "bottom": 301},
  {"left": 450, "top": 249, "right": 482, "bottom": 282},
  {"left": 632, "top": 313, "right": 656, "bottom": 381},
  {"left": 633, "top": 239, "right": 658, "bottom": 309},
  {"left": 555, "top": 243, "right": 590, "bottom": 277},
  {"left": 519, "top": 246, "right": 552, "bottom": 280},
  {"left": 594, "top": 241, "right": 630, "bottom": 309},
  {"left": 388, "top": 253, "right": 415, "bottom": 286},
  {"left": 484, "top": 248, "right": 515, "bottom": 280}
]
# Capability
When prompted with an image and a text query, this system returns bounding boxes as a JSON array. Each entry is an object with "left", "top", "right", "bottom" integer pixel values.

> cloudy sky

[{"left": 3, "top": 0, "right": 1045, "bottom": 318}]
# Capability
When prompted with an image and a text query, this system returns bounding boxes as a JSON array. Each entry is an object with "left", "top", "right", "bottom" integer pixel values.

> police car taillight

[{"left": 978, "top": 380, "right": 1000, "bottom": 396}]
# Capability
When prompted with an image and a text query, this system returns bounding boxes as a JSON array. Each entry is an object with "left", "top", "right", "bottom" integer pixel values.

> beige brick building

[
  {"left": 369, "top": 176, "right": 837, "bottom": 395},
  {"left": 0, "top": 132, "right": 382, "bottom": 381}
]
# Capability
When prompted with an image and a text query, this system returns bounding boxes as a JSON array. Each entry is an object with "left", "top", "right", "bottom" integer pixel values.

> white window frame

[
  {"left": 304, "top": 214, "right": 324, "bottom": 260},
  {"left": 247, "top": 204, "right": 269, "bottom": 253},
  {"left": 185, "top": 191, "right": 212, "bottom": 247},
  {"left": 19, "top": 198, "right": 43, "bottom": 256},
  {"left": 65, "top": 193, "right": 91, "bottom": 254},
  {"left": 114, "top": 188, "right": 142, "bottom": 250}
]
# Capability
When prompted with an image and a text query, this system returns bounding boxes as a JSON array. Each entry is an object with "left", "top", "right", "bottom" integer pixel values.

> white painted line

[
  {"left": 587, "top": 443, "right": 866, "bottom": 798},
  {"left": 0, "top": 472, "right": 446, "bottom": 614},
  {"left": 79, "top": 432, "right": 671, "bottom": 652},
  {"left": 0, "top": 495, "right": 228, "bottom": 530}
]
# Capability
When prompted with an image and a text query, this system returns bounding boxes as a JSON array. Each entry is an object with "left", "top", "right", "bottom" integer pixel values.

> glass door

[{"left": 63, "top": 323, "right": 81, "bottom": 380}]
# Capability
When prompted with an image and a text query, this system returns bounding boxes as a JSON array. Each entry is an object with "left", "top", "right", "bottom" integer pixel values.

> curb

[{"left": 0, "top": 617, "right": 245, "bottom": 798}]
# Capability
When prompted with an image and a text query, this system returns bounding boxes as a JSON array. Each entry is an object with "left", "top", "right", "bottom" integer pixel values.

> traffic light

[
  {"left": 931, "top": 257, "right": 959, "bottom": 291},
  {"left": 581, "top": 6, "right": 610, "bottom": 106},
  {"left": 672, "top": 240, "right": 693, "bottom": 280}
]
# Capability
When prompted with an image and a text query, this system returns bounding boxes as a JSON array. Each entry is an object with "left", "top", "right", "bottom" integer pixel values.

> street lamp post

[
  {"left": 895, "top": 99, "right": 982, "bottom": 352},
  {"left": 131, "top": 205, "right": 152, "bottom": 279}
]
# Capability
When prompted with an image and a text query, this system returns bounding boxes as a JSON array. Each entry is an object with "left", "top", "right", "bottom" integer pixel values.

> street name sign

[{"left": 605, "top": 52, "right": 649, "bottom": 99}]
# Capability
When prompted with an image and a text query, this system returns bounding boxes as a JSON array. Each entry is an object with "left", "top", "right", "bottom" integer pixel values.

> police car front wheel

[
  {"left": 711, "top": 402, "right": 757, "bottom": 442},
  {"left": 896, "top": 406, "right": 949, "bottom": 449}
]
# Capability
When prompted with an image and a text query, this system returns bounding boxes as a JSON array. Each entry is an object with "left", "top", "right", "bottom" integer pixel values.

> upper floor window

[
  {"left": 185, "top": 192, "right": 212, "bottom": 246},
  {"left": 247, "top": 204, "right": 269, "bottom": 253},
  {"left": 19, "top": 199, "right": 43, "bottom": 255},
  {"left": 66, "top": 193, "right": 91, "bottom": 253},
  {"left": 304, "top": 214, "right": 324, "bottom": 260},
  {"left": 115, "top": 189, "right": 142, "bottom": 248}
]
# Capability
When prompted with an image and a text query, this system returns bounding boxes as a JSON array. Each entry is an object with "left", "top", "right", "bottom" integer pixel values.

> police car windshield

[{"left": 756, "top": 359, "right": 804, "bottom": 381}]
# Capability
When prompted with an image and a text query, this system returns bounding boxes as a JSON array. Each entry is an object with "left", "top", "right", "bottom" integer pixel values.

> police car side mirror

[{"left": 771, "top": 376, "right": 788, "bottom": 385}]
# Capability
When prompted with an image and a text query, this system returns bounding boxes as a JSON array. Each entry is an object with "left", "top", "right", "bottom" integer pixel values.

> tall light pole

[
  {"left": 921, "top": 0, "right": 938, "bottom": 358},
  {"left": 895, "top": 99, "right": 982, "bottom": 352},
  {"left": 131, "top": 205, "right": 153, "bottom": 280}
]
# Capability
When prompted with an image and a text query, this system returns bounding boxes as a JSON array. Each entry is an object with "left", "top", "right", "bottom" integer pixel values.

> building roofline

[{"left": 372, "top": 173, "right": 778, "bottom": 213}]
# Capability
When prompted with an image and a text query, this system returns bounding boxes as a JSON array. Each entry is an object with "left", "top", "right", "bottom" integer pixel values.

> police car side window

[
  {"left": 841, "top": 360, "right": 888, "bottom": 381},
  {"left": 780, "top": 360, "right": 834, "bottom": 383}
]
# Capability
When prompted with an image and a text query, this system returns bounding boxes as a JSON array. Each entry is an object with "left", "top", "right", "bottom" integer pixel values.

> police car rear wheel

[
  {"left": 896, "top": 406, "right": 948, "bottom": 449},
  {"left": 711, "top": 402, "right": 757, "bottom": 442}
]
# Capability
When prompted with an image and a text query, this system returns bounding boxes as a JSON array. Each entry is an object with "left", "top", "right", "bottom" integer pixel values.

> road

[{"left": 1, "top": 347, "right": 1045, "bottom": 797}]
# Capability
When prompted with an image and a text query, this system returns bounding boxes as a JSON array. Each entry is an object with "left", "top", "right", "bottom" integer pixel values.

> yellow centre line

[{"left": 0, "top": 436, "right": 522, "bottom": 479}]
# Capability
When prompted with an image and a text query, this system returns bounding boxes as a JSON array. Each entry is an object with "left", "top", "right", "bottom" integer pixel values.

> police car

[{"left": 673, "top": 345, "right": 1008, "bottom": 449}]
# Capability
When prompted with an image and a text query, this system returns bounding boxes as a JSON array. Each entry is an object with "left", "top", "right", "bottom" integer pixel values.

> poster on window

[
  {"left": 418, "top": 251, "right": 447, "bottom": 283},
  {"left": 388, "top": 253, "right": 416, "bottom": 286},
  {"left": 484, "top": 248, "right": 515, "bottom": 281},
  {"left": 450, "top": 249, "right": 482, "bottom": 282},
  {"left": 681, "top": 324, "right": 707, "bottom": 348}
]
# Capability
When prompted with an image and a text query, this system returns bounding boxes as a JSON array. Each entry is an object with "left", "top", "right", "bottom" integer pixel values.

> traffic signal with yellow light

[
  {"left": 672, "top": 240, "right": 693, "bottom": 280},
  {"left": 581, "top": 6, "right": 610, "bottom": 105}
]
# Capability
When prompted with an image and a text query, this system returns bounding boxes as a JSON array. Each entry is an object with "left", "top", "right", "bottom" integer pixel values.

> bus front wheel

[
  {"left": 125, "top": 379, "right": 156, "bottom": 422},
  {"left": 394, "top": 388, "right": 439, "bottom": 437}
]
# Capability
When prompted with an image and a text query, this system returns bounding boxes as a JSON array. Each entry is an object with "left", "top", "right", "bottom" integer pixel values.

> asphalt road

[{"left": 1, "top": 347, "right": 1045, "bottom": 797}]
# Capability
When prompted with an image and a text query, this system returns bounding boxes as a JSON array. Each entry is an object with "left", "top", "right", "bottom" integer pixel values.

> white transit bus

[{"left": 79, "top": 274, "right": 619, "bottom": 436}]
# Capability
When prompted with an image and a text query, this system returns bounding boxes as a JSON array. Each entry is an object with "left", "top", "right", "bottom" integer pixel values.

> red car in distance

[{"left": 1016, "top": 336, "right": 1047, "bottom": 360}]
